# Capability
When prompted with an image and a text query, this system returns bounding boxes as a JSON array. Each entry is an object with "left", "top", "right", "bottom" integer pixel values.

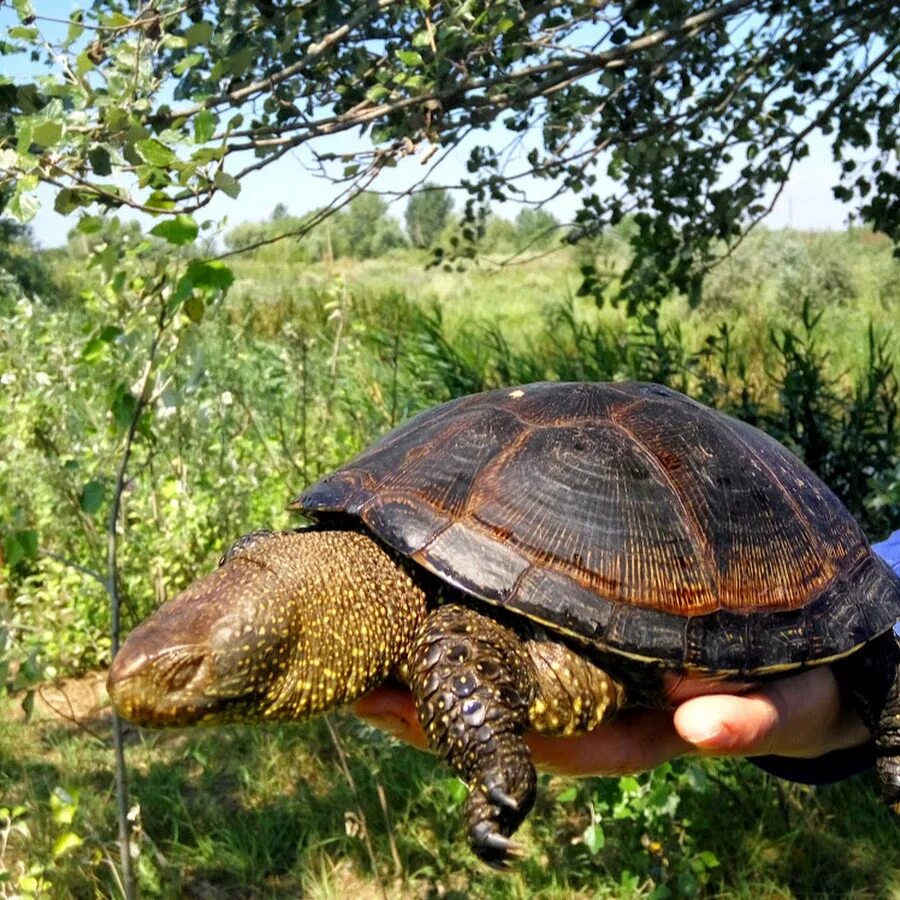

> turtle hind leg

[
  {"left": 836, "top": 629, "right": 900, "bottom": 811},
  {"left": 524, "top": 635, "right": 627, "bottom": 737},
  {"left": 408, "top": 604, "right": 537, "bottom": 867},
  {"left": 871, "top": 631, "right": 900, "bottom": 811}
]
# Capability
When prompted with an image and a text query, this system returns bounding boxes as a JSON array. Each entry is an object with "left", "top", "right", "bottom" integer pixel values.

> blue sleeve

[
  {"left": 750, "top": 530, "right": 900, "bottom": 785},
  {"left": 873, "top": 531, "right": 900, "bottom": 575}
]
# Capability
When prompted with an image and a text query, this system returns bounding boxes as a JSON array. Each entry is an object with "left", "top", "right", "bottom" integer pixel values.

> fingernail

[
  {"left": 677, "top": 706, "right": 726, "bottom": 747},
  {"left": 682, "top": 723, "right": 724, "bottom": 747}
]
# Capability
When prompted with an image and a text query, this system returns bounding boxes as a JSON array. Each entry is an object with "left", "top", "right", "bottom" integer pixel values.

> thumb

[{"left": 673, "top": 667, "right": 869, "bottom": 758}]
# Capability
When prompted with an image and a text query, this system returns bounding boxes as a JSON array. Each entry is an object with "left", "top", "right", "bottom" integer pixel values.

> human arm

[{"left": 353, "top": 659, "right": 868, "bottom": 777}]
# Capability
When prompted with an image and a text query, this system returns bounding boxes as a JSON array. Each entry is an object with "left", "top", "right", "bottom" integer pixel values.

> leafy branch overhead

[{"left": 1, "top": 1, "right": 898, "bottom": 299}]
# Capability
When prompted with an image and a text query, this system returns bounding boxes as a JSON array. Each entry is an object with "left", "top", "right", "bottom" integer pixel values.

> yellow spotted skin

[
  {"left": 107, "top": 528, "right": 628, "bottom": 866},
  {"left": 526, "top": 636, "right": 625, "bottom": 736},
  {"left": 108, "top": 529, "right": 428, "bottom": 727}
]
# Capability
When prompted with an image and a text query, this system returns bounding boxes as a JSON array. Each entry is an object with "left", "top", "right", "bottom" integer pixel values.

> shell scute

[{"left": 413, "top": 522, "right": 530, "bottom": 602}]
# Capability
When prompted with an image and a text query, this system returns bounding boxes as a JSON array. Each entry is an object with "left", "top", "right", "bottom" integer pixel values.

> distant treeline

[{"left": 221, "top": 188, "right": 562, "bottom": 261}]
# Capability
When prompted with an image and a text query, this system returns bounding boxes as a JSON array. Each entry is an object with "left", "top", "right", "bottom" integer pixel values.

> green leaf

[
  {"left": 214, "top": 170, "right": 240, "bottom": 198},
  {"left": 18, "top": 529, "right": 38, "bottom": 558},
  {"left": 366, "top": 84, "right": 390, "bottom": 103},
  {"left": 174, "top": 52, "right": 204, "bottom": 75},
  {"left": 183, "top": 294, "right": 204, "bottom": 323},
  {"left": 88, "top": 146, "right": 112, "bottom": 176},
  {"left": 7, "top": 189, "right": 39, "bottom": 223},
  {"left": 8, "top": 26, "right": 38, "bottom": 40},
  {"left": 13, "top": 0, "right": 35, "bottom": 23},
  {"left": 226, "top": 46, "right": 253, "bottom": 76},
  {"left": 3, "top": 536, "right": 22, "bottom": 570},
  {"left": 111, "top": 386, "right": 138, "bottom": 429},
  {"left": 75, "top": 50, "right": 96, "bottom": 74},
  {"left": 2, "top": 530, "right": 38, "bottom": 573},
  {"left": 162, "top": 34, "right": 188, "bottom": 50},
  {"left": 81, "top": 337, "right": 107, "bottom": 363},
  {"left": 32, "top": 120, "right": 62, "bottom": 147},
  {"left": 20, "top": 689, "right": 35, "bottom": 721},
  {"left": 618, "top": 775, "right": 640, "bottom": 794},
  {"left": 99, "top": 325, "right": 123, "bottom": 342},
  {"left": 102, "top": 11, "right": 130, "bottom": 27},
  {"left": 395, "top": 49, "right": 423, "bottom": 66},
  {"left": 135, "top": 138, "right": 177, "bottom": 167},
  {"left": 185, "top": 21, "right": 213, "bottom": 46},
  {"left": 583, "top": 823, "right": 605, "bottom": 854},
  {"left": 556, "top": 787, "right": 578, "bottom": 803},
  {"left": 2, "top": 531, "right": 37, "bottom": 568},
  {"left": 54, "top": 188, "right": 95, "bottom": 215},
  {"left": 171, "top": 274, "right": 195, "bottom": 307},
  {"left": 193, "top": 109, "right": 216, "bottom": 144},
  {"left": 184, "top": 259, "right": 234, "bottom": 291},
  {"left": 52, "top": 832, "right": 83, "bottom": 858},
  {"left": 79, "top": 480, "right": 105, "bottom": 516},
  {"left": 444, "top": 778, "right": 468, "bottom": 809},
  {"left": 150, "top": 214, "right": 199, "bottom": 245},
  {"left": 76, "top": 215, "right": 104, "bottom": 234},
  {"left": 65, "top": 18, "right": 84, "bottom": 46},
  {"left": 19, "top": 873, "right": 40, "bottom": 892},
  {"left": 191, "top": 145, "right": 226, "bottom": 164}
]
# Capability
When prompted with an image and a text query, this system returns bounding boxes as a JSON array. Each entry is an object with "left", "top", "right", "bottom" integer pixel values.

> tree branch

[
  {"left": 156, "top": 0, "right": 401, "bottom": 123},
  {"left": 106, "top": 296, "right": 171, "bottom": 900}
]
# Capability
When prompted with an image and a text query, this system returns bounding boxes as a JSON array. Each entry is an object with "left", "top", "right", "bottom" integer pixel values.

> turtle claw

[
  {"left": 486, "top": 785, "right": 519, "bottom": 810},
  {"left": 470, "top": 821, "right": 525, "bottom": 868}
]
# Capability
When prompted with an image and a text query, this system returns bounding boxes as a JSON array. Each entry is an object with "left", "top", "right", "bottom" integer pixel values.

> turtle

[{"left": 107, "top": 381, "right": 900, "bottom": 865}]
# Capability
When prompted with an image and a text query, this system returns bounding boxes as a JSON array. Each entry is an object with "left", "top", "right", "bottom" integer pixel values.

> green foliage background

[{"left": 1, "top": 205, "right": 900, "bottom": 896}]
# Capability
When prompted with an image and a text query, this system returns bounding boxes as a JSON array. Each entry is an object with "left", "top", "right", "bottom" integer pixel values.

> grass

[
  {"left": 227, "top": 227, "right": 900, "bottom": 369},
  {"left": 3, "top": 688, "right": 900, "bottom": 898}
]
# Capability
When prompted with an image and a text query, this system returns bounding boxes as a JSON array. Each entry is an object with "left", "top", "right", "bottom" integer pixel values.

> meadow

[{"left": 2, "top": 220, "right": 900, "bottom": 898}]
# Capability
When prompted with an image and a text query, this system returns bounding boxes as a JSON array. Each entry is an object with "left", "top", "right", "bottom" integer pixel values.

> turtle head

[
  {"left": 107, "top": 531, "right": 307, "bottom": 727},
  {"left": 107, "top": 528, "right": 427, "bottom": 729}
]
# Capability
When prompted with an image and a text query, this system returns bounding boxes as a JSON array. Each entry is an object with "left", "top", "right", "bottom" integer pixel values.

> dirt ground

[{"left": 6, "top": 670, "right": 110, "bottom": 726}]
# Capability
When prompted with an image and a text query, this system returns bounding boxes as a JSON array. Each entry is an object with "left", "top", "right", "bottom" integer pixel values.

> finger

[
  {"left": 526, "top": 707, "right": 691, "bottom": 776},
  {"left": 673, "top": 667, "right": 870, "bottom": 758},
  {"left": 353, "top": 686, "right": 429, "bottom": 750}
]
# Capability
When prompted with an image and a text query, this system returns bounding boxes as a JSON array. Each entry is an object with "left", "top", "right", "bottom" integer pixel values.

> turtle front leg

[
  {"left": 408, "top": 605, "right": 627, "bottom": 866},
  {"left": 409, "top": 604, "right": 536, "bottom": 866}
]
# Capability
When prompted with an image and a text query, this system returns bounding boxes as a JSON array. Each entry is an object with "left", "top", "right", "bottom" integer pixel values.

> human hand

[{"left": 353, "top": 667, "right": 870, "bottom": 776}]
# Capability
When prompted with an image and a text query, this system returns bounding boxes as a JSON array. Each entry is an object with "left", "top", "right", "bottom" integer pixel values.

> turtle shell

[{"left": 298, "top": 382, "right": 900, "bottom": 674}]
